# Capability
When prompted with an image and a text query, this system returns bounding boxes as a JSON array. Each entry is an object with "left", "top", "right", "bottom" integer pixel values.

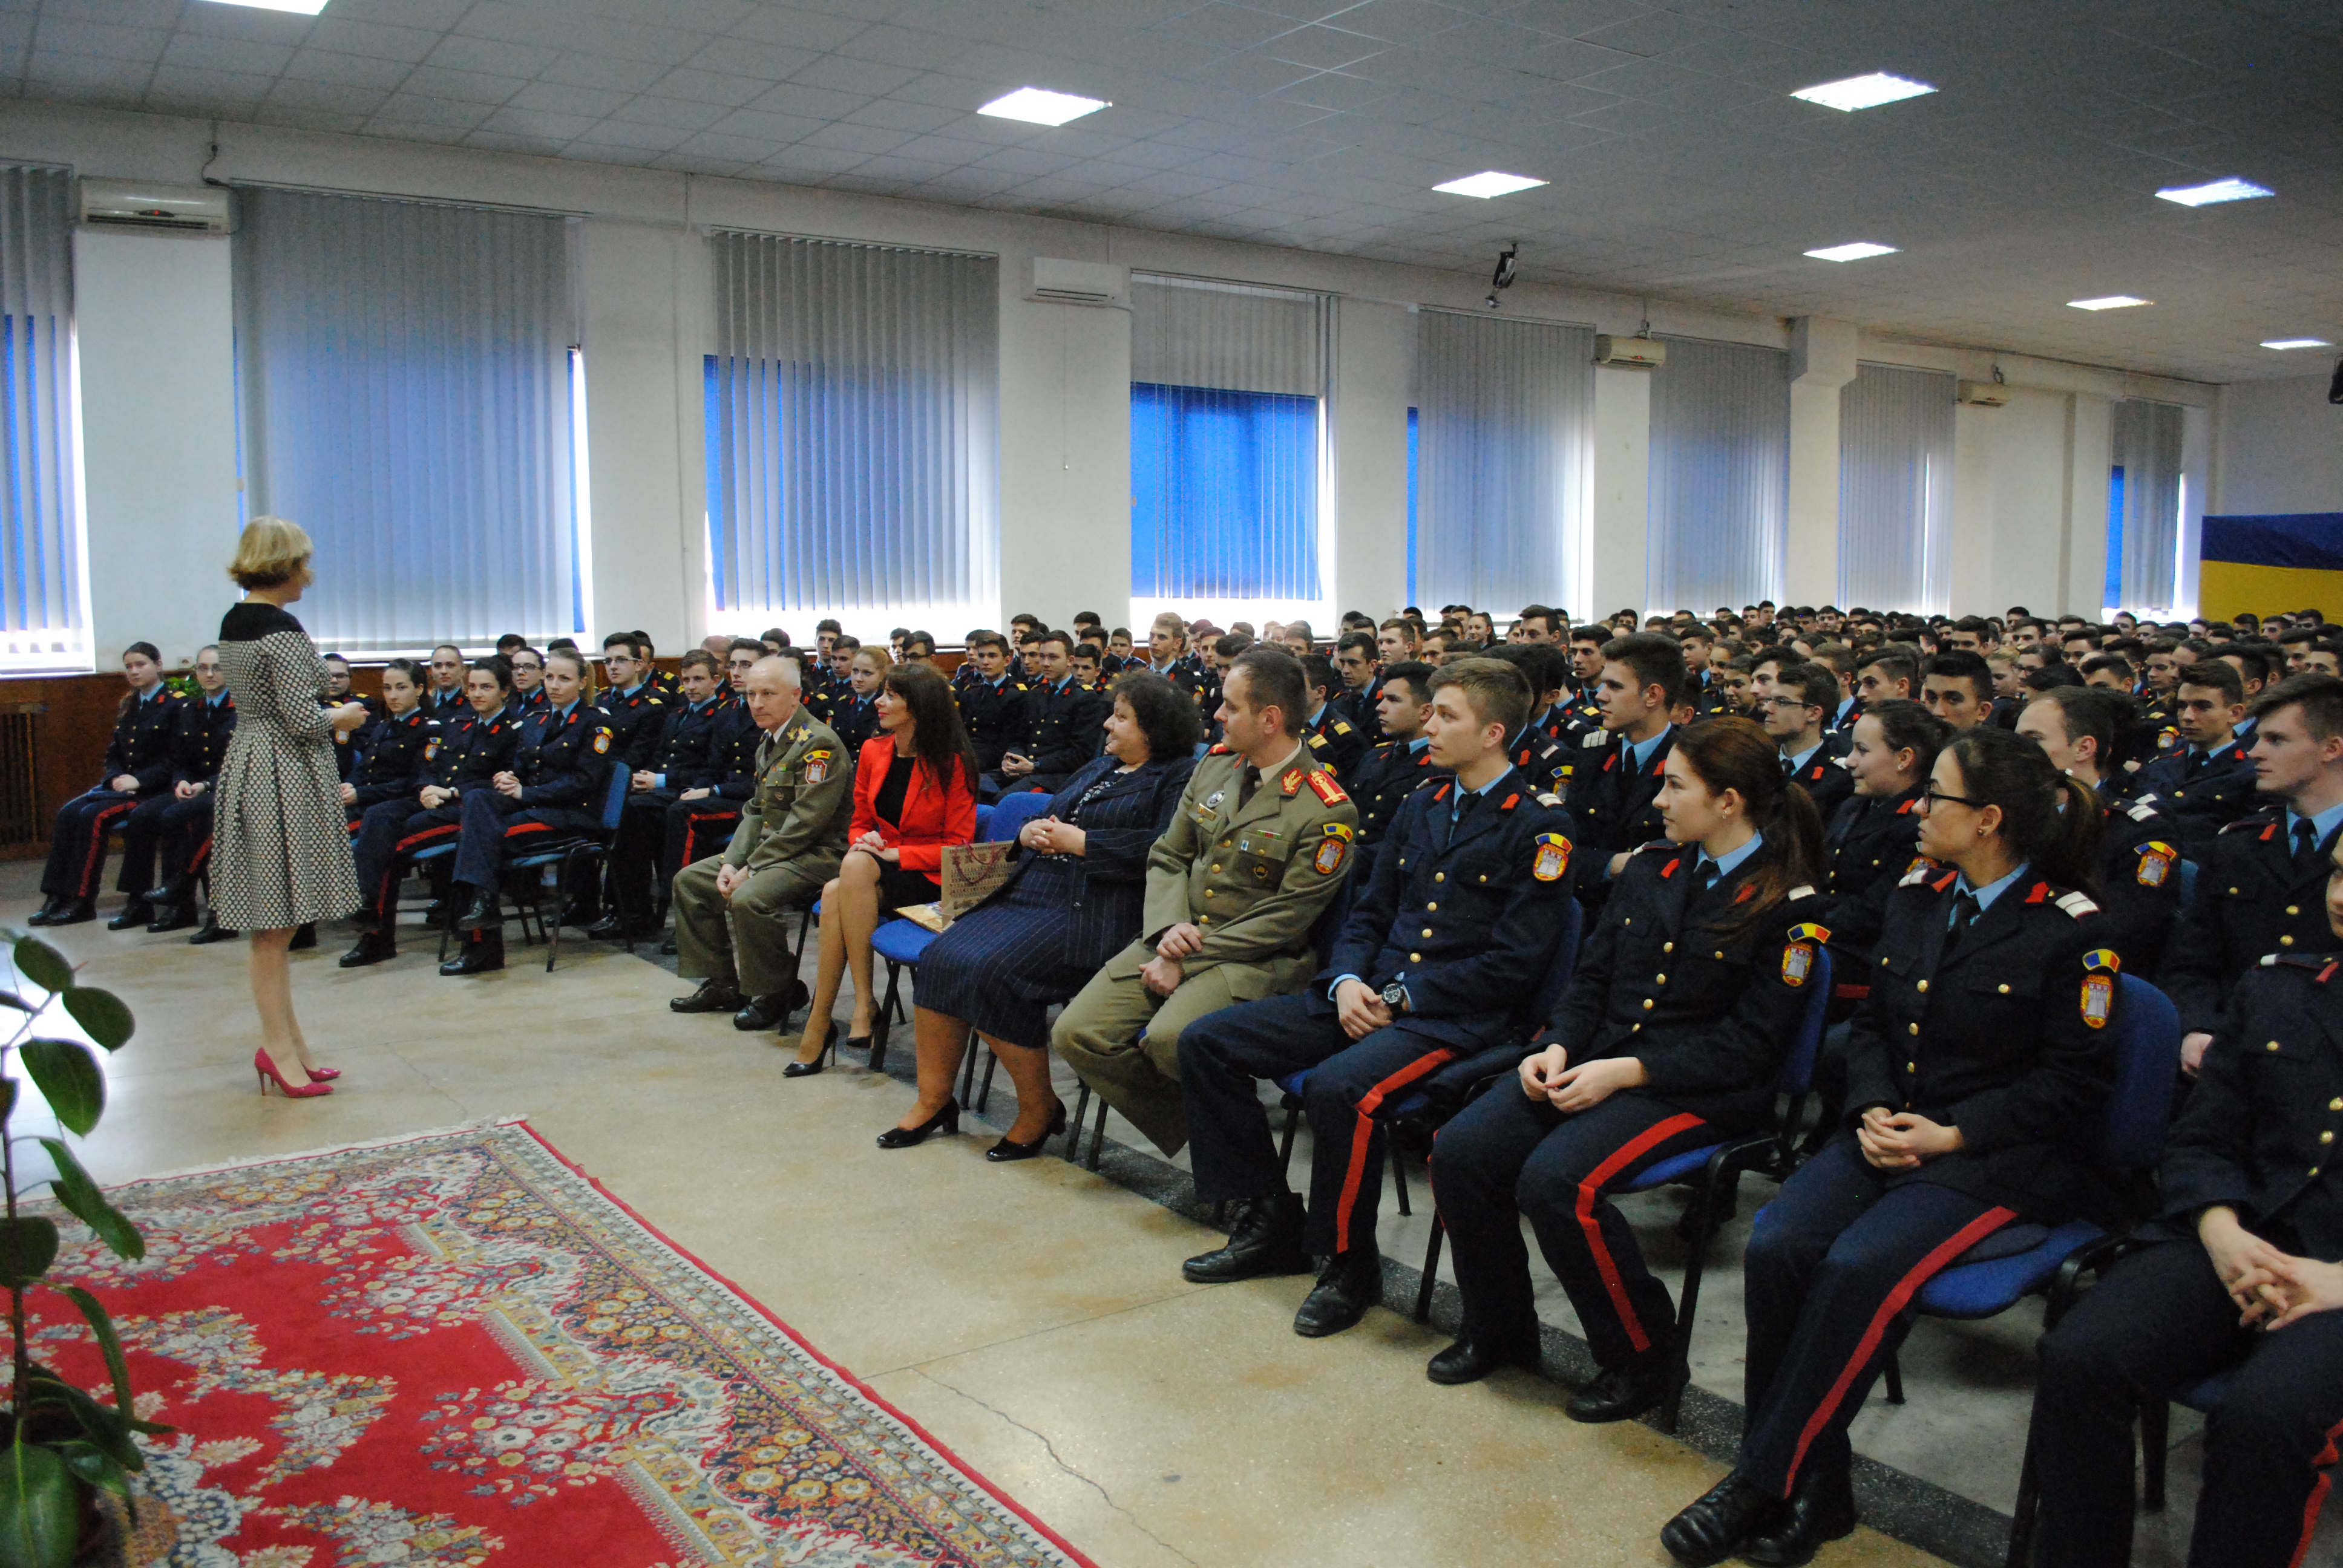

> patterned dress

[{"left": 210, "top": 602, "right": 361, "bottom": 930}]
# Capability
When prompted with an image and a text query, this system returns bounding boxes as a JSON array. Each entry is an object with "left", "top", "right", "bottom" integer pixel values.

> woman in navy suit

[{"left": 888, "top": 671, "right": 1202, "bottom": 1158}]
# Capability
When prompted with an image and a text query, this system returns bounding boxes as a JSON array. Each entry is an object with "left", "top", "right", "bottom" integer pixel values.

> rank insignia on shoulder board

[
  {"left": 1532, "top": 832, "right": 1570, "bottom": 882},
  {"left": 1306, "top": 771, "right": 1348, "bottom": 806},
  {"left": 1282, "top": 768, "right": 1303, "bottom": 797}
]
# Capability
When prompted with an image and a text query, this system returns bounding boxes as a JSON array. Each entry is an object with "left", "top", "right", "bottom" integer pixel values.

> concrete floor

[{"left": 20, "top": 857, "right": 2319, "bottom": 1568}]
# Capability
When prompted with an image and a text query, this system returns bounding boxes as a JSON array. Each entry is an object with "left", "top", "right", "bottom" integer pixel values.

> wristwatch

[{"left": 1380, "top": 981, "right": 1411, "bottom": 1014}]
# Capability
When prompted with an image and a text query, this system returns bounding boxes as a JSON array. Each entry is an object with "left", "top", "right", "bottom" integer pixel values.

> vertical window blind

[
  {"left": 2109, "top": 397, "right": 2186, "bottom": 613},
  {"left": 1129, "top": 275, "right": 1326, "bottom": 601},
  {"left": 0, "top": 165, "right": 84, "bottom": 670},
  {"left": 1646, "top": 335, "right": 1789, "bottom": 615},
  {"left": 1413, "top": 308, "right": 1594, "bottom": 617},
  {"left": 1838, "top": 362, "right": 1955, "bottom": 613},
  {"left": 706, "top": 233, "right": 998, "bottom": 621},
  {"left": 235, "top": 188, "right": 583, "bottom": 652}
]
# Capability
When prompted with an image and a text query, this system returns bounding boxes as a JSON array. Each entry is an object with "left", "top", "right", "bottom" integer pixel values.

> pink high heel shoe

[{"left": 254, "top": 1050, "right": 332, "bottom": 1099}]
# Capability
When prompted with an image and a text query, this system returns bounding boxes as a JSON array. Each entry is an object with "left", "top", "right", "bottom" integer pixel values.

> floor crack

[{"left": 911, "top": 1365, "right": 1201, "bottom": 1568}]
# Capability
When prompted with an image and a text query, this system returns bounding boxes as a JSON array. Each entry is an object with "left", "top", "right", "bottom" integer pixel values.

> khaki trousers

[{"left": 670, "top": 848, "right": 839, "bottom": 998}]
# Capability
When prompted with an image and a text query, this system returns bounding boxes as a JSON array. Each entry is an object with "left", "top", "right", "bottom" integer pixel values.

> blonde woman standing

[{"left": 212, "top": 518, "right": 372, "bottom": 1097}]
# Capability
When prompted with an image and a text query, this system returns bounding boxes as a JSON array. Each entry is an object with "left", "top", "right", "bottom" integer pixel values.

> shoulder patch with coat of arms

[
  {"left": 1531, "top": 832, "right": 1571, "bottom": 882},
  {"left": 1313, "top": 822, "right": 1352, "bottom": 876},
  {"left": 592, "top": 728, "right": 611, "bottom": 754},
  {"left": 2135, "top": 840, "right": 2176, "bottom": 886},
  {"left": 2079, "top": 949, "right": 2120, "bottom": 1028},
  {"left": 802, "top": 747, "right": 832, "bottom": 785},
  {"left": 1780, "top": 922, "right": 1831, "bottom": 986}
]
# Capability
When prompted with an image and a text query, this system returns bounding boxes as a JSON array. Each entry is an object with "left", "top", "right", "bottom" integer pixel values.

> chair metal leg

[
  {"left": 1391, "top": 1147, "right": 1412, "bottom": 1217},
  {"left": 2141, "top": 1398, "right": 2169, "bottom": 1511},
  {"left": 2005, "top": 1428, "right": 2044, "bottom": 1567},
  {"left": 1084, "top": 1097, "right": 1109, "bottom": 1171},
  {"left": 957, "top": 1033, "right": 981, "bottom": 1106},
  {"left": 1414, "top": 1215, "right": 1445, "bottom": 1324},
  {"left": 871, "top": 962, "right": 901, "bottom": 1073},
  {"left": 1065, "top": 1082, "right": 1092, "bottom": 1162},
  {"left": 1883, "top": 1347, "right": 1905, "bottom": 1405},
  {"left": 1277, "top": 1096, "right": 1302, "bottom": 1168},
  {"left": 542, "top": 871, "right": 561, "bottom": 972},
  {"left": 975, "top": 1049, "right": 998, "bottom": 1117}
]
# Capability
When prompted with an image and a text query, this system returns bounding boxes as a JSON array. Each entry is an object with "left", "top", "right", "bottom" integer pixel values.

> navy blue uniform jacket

[
  {"left": 2162, "top": 808, "right": 2343, "bottom": 1036},
  {"left": 100, "top": 688, "right": 181, "bottom": 795},
  {"left": 514, "top": 704, "right": 617, "bottom": 813},
  {"left": 348, "top": 708, "right": 433, "bottom": 809}
]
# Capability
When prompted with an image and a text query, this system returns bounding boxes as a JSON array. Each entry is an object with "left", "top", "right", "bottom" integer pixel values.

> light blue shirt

[
  {"left": 1784, "top": 742, "right": 1825, "bottom": 776},
  {"left": 1625, "top": 724, "right": 1674, "bottom": 772},
  {"left": 1695, "top": 829, "right": 1765, "bottom": 886},
  {"left": 2287, "top": 801, "right": 2343, "bottom": 851},
  {"left": 1953, "top": 860, "right": 2031, "bottom": 926}
]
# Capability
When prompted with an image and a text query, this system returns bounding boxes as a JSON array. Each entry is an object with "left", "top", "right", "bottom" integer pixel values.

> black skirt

[{"left": 877, "top": 861, "right": 938, "bottom": 914}]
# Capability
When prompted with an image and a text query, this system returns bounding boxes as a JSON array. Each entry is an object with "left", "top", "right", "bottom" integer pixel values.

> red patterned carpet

[{"left": 47, "top": 1120, "right": 1090, "bottom": 1567}]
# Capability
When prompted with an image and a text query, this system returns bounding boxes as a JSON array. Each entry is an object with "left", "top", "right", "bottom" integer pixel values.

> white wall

[{"left": 2216, "top": 373, "right": 2343, "bottom": 517}]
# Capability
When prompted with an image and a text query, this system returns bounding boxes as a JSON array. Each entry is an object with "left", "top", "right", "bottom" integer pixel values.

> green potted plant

[{"left": 0, "top": 930, "right": 164, "bottom": 1565}]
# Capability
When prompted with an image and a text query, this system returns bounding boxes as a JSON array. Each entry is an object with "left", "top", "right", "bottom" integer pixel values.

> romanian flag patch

[
  {"left": 1532, "top": 832, "right": 1570, "bottom": 881},
  {"left": 2135, "top": 841, "right": 2175, "bottom": 887},
  {"left": 2080, "top": 950, "right": 2119, "bottom": 1029},
  {"left": 1314, "top": 823, "right": 1352, "bottom": 876}
]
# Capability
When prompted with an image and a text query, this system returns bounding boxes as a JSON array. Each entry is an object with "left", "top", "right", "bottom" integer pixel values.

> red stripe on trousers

[
  {"left": 77, "top": 800, "right": 133, "bottom": 897},
  {"left": 1784, "top": 1205, "right": 2016, "bottom": 1492},
  {"left": 684, "top": 809, "right": 737, "bottom": 868},
  {"left": 189, "top": 837, "right": 211, "bottom": 876},
  {"left": 2290, "top": 1411, "right": 2343, "bottom": 1567},
  {"left": 388, "top": 822, "right": 459, "bottom": 911},
  {"left": 1576, "top": 1111, "right": 1707, "bottom": 1354},
  {"left": 1332, "top": 1047, "right": 1455, "bottom": 1254}
]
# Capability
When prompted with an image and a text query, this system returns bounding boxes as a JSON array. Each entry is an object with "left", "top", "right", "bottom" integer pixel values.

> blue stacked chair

[{"left": 427, "top": 762, "right": 633, "bottom": 973}]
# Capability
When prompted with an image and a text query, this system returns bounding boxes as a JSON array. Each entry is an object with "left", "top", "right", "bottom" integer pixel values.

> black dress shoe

[
  {"left": 1659, "top": 1472, "right": 1777, "bottom": 1567},
  {"left": 1293, "top": 1250, "right": 1383, "bottom": 1338},
  {"left": 439, "top": 935, "right": 505, "bottom": 976},
  {"left": 1740, "top": 1465, "right": 1856, "bottom": 1566},
  {"left": 453, "top": 889, "right": 498, "bottom": 933},
  {"left": 1426, "top": 1334, "right": 1541, "bottom": 1385},
  {"left": 145, "top": 904, "right": 196, "bottom": 934},
  {"left": 106, "top": 899, "right": 153, "bottom": 931},
  {"left": 24, "top": 900, "right": 63, "bottom": 927},
  {"left": 188, "top": 914, "right": 237, "bottom": 944},
  {"left": 659, "top": 933, "right": 677, "bottom": 955},
  {"left": 422, "top": 899, "right": 450, "bottom": 930},
  {"left": 1566, "top": 1359, "right": 1673, "bottom": 1423},
  {"left": 876, "top": 1097, "right": 959, "bottom": 1148},
  {"left": 289, "top": 923, "right": 316, "bottom": 950},
  {"left": 48, "top": 899, "right": 96, "bottom": 927},
  {"left": 1181, "top": 1192, "right": 1308, "bottom": 1284},
  {"left": 733, "top": 982, "right": 806, "bottom": 1031},
  {"left": 985, "top": 1101, "right": 1069, "bottom": 1162},
  {"left": 585, "top": 913, "right": 639, "bottom": 942},
  {"left": 672, "top": 979, "right": 746, "bottom": 1014},
  {"left": 339, "top": 930, "right": 398, "bottom": 968}
]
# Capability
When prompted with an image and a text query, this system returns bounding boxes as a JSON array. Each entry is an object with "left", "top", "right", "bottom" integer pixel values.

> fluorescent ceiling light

[
  {"left": 2262, "top": 338, "right": 2332, "bottom": 350},
  {"left": 199, "top": 0, "right": 329, "bottom": 12},
  {"left": 1433, "top": 171, "right": 1547, "bottom": 199},
  {"left": 977, "top": 87, "right": 1108, "bottom": 126},
  {"left": 1804, "top": 241, "right": 1899, "bottom": 263},
  {"left": 1791, "top": 72, "right": 1936, "bottom": 112},
  {"left": 2068, "top": 295, "right": 2152, "bottom": 310},
  {"left": 2156, "top": 176, "right": 2273, "bottom": 207}
]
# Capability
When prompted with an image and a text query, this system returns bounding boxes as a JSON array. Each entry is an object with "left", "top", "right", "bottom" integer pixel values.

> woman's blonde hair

[{"left": 229, "top": 516, "right": 315, "bottom": 590}]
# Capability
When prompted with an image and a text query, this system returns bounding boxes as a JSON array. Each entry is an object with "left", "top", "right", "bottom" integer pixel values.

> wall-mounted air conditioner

[
  {"left": 77, "top": 179, "right": 236, "bottom": 235},
  {"left": 1958, "top": 379, "right": 2011, "bottom": 407},
  {"left": 1594, "top": 335, "right": 1666, "bottom": 369},
  {"left": 1021, "top": 256, "right": 1129, "bottom": 308}
]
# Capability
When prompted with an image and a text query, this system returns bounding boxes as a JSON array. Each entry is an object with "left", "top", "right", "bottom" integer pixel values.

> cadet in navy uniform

[
  {"left": 1660, "top": 727, "right": 2117, "bottom": 1568},
  {"left": 32, "top": 642, "right": 181, "bottom": 927},
  {"left": 2126, "top": 658, "right": 2257, "bottom": 846},
  {"left": 1483, "top": 645, "right": 1571, "bottom": 795},
  {"left": 1296, "top": 653, "right": 1369, "bottom": 781},
  {"left": 2019, "top": 684, "right": 2184, "bottom": 977},
  {"left": 955, "top": 632, "right": 1028, "bottom": 774},
  {"left": 1345, "top": 661, "right": 1449, "bottom": 881},
  {"left": 991, "top": 630, "right": 1109, "bottom": 796},
  {"left": 1820, "top": 699, "right": 1941, "bottom": 967},
  {"left": 2025, "top": 843, "right": 2343, "bottom": 1568},
  {"left": 594, "top": 649, "right": 734, "bottom": 941},
  {"left": 1430, "top": 717, "right": 1829, "bottom": 1400},
  {"left": 1565, "top": 634, "right": 1684, "bottom": 912},
  {"left": 1177, "top": 659, "right": 1576, "bottom": 1339},
  {"left": 339, "top": 661, "right": 520, "bottom": 968},
  {"left": 127, "top": 645, "right": 238, "bottom": 933},
  {"left": 337, "top": 658, "right": 433, "bottom": 820},
  {"left": 1762, "top": 661, "right": 1855, "bottom": 822},
  {"left": 595, "top": 633, "right": 669, "bottom": 772},
  {"left": 829, "top": 644, "right": 886, "bottom": 752},
  {"left": 445, "top": 648, "right": 617, "bottom": 975},
  {"left": 2164, "top": 675, "right": 2343, "bottom": 1075},
  {"left": 659, "top": 655, "right": 763, "bottom": 949},
  {"left": 421, "top": 644, "right": 469, "bottom": 719}
]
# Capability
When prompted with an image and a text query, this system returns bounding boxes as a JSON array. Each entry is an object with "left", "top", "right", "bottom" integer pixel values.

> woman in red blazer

[{"left": 797, "top": 661, "right": 980, "bottom": 1074}]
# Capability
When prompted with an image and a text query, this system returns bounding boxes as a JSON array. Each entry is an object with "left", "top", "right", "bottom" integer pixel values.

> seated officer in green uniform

[
  {"left": 669, "top": 655, "right": 854, "bottom": 1031},
  {"left": 1053, "top": 647, "right": 1358, "bottom": 1157}
]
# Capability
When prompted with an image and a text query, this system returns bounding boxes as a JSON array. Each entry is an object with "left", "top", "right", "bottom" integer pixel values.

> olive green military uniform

[
  {"left": 671, "top": 710, "right": 853, "bottom": 997},
  {"left": 1053, "top": 743, "right": 1360, "bottom": 1155}
]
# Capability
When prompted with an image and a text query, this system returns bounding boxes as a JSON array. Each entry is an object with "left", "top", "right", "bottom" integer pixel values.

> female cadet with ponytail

[
  {"left": 1660, "top": 725, "right": 2119, "bottom": 1568},
  {"left": 1427, "top": 716, "right": 1829, "bottom": 1410}
]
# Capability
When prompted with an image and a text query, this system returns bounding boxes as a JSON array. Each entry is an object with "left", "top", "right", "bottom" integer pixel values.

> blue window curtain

[
  {"left": 1838, "top": 362, "right": 1955, "bottom": 613},
  {"left": 1413, "top": 308, "right": 1594, "bottom": 616},
  {"left": 2110, "top": 399, "right": 2185, "bottom": 613},
  {"left": 1129, "top": 275, "right": 1326, "bottom": 601},
  {"left": 706, "top": 232, "right": 998, "bottom": 621},
  {"left": 1646, "top": 335, "right": 1789, "bottom": 615},
  {"left": 234, "top": 187, "right": 582, "bottom": 652},
  {"left": 0, "top": 165, "right": 84, "bottom": 670},
  {"left": 1406, "top": 405, "right": 1419, "bottom": 606}
]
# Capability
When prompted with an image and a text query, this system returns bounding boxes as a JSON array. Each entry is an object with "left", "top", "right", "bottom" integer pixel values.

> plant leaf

[
  {"left": 16, "top": 1044, "right": 100, "bottom": 1138},
  {"left": 49, "top": 1289, "right": 130, "bottom": 1417},
  {"left": 50, "top": 1442, "right": 123, "bottom": 1499},
  {"left": 24, "top": 1379, "right": 137, "bottom": 1471},
  {"left": 7, "top": 941, "right": 68, "bottom": 999},
  {"left": 0, "top": 1221, "right": 55, "bottom": 1290},
  {"left": 57, "top": 991, "right": 129, "bottom": 1054},
  {"left": 34, "top": 1142, "right": 140, "bottom": 1263},
  {"left": 0, "top": 1437, "right": 80, "bottom": 1568},
  {"left": 0, "top": 996, "right": 29, "bottom": 1015}
]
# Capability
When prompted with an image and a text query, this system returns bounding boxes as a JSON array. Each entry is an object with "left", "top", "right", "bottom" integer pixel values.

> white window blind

[
  {"left": 706, "top": 233, "right": 998, "bottom": 624},
  {"left": 235, "top": 187, "right": 584, "bottom": 652},
  {"left": 1413, "top": 309, "right": 1594, "bottom": 617},
  {"left": 1647, "top": 335, "right": 1789, "bottom": 615},
  {"left": 1838, "top": 362, "right": 1955, "bottom": 613},
  {"left": 2109, "top": 398, "right": 2186, "bottom": 613},
  {"left": 0, "top": 165, "right": 85, "bottom": 671},
  {"left": 1129, "top": 275, "right": 1326, "bottom": 603}
]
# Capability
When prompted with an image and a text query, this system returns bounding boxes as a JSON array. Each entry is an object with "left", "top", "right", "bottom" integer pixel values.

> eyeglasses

[{"left": 1919, "top": 787, "right": 1987, "bottom": 811}]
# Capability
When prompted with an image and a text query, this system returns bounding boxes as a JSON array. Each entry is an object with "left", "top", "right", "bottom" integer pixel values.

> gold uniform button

[
  {"left": 2283, "top": 935, "right": 2297, "bottom": 947},
  {"left": 1478, "top": 874, "right": 1488, "bottom": 882},
  {"left": 1663, "top": 941, "right": 1674, "bottom": 953},
  {"left": 1909, "top": 1023, "right": 1921, "bottom": 1036},
  {"left": 2269, "top": 1040, "right": 2282, "bottom": 1052},
  {"left": 1907, "top": 1062, "right": 1916, "bottom": 1073},
  {"left": 1204, "top": 889, "right": 1215, "bottom": 898},
  {"left": 2329, "top": 1098, "right": 2341, "bottom": 1111},
  {"left": 1917, "top": 979, "right": 1928, "bottom": 993},
  {"left": 1656, "top": 975, "right": 1667, "bottom": 984},
  {"left": 1714, "top": 950, "right": 1724, "bottom": 959},
  {"left": 2324, "top": 1132, "right": 2336, "bottom": 1145},
  {"left": 2288, "top": 905, "right": 2301, "bottom": 915},
  {"left": 1998, "top": 984, "right": 2011, "bottom": 994},
  {"left": 1434, "top": 872, "right": 1444, "bottom": 883},
  {"left": 1199, "top": 914, "right": 1211, "bottom": 923},
  {"left": 1427, "top": 901, "right": 1438, "bottom": 911},
  {"left": 1642, "top": 998, "right": 1655, "bottom": 1010},
  {"left": 1421, "top": 927, "right": 1434, "bottom": 939},
  {"left": 1631, "top": 1022, "right": 1642, "bottom": 1032},
  {"left": 1210, "top": 864, "right": 1222, "bottom": 873}
]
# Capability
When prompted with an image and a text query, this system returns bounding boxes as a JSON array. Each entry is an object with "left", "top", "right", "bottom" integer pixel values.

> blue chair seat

[
  {"left": 871, "top": 919, "right": 936, "bottom": 966},
  {"left": 1620, "top": 1143, "right": 1725, "bottom": 1192},
  {"left": 1914, "top": 1220, "right": 2105, "bottom": 1318},
  {"left": 1276, "top": 1068, "right": 1309, "bottom": 1098},
  {"left": 2177, "top": 1370, "right": 2230, "bottom": 1413}
]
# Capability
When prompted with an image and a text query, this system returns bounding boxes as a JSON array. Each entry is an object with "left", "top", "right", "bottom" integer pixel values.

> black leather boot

[
  {"left": 1426, "top": 1333, "right": 1541, "bottom": 1385},
  {"left": 145, "top": 903, "right": 197, "bottom": 933},
  {"left": 1292, "top": 1249, "right": 1384, "bottom": 1338},
  {"left": 1740, "top": 1463, "right": 1856, "bottom": 1566},
  {"left": 453, "top": 887, "right": 499, "bottom": 933},
  {"left": 439, "top": 929, "right": 505, "bottom": 976},
  {"left": 188, "top": 913, "right": 237, "bottom": 944},
  {"left": 1180, "top": 1193, "right": 1309, "bottom": 1283},
  {"left": 106, "top": 898, "right": 153, "bottom": 931},
  {"left": 1659, "top": 1472, "right": 1778, "bottom": 1567},
  {"left": 339, "top": 929, "right": 398, "bottom": 969},
  {"left": 1566, "top": 1356, "right": 1674, "bottom": 1423}
]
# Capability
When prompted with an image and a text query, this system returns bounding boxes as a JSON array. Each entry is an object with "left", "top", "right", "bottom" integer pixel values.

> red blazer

[{"left": 849, "top": 736, "right": 978, "bottom": 877}]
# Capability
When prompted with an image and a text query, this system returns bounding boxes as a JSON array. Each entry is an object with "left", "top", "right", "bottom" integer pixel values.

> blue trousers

[
  {"left": 40, "top": 791, "right": 139, "bottom": 900},
  {"left": 121, "top": 792, "right": 214, "bottom": 894},
  {"left": 350, "top": 799, "right": 461, "bottom": 918},
  {"left": 451, "top": 790, "right": 592, "bottom": 892}
]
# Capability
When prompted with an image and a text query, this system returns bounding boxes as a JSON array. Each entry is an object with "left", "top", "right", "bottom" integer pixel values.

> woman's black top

[{"left": 874, "top": 753, "right": 916, "bottom": 827}]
